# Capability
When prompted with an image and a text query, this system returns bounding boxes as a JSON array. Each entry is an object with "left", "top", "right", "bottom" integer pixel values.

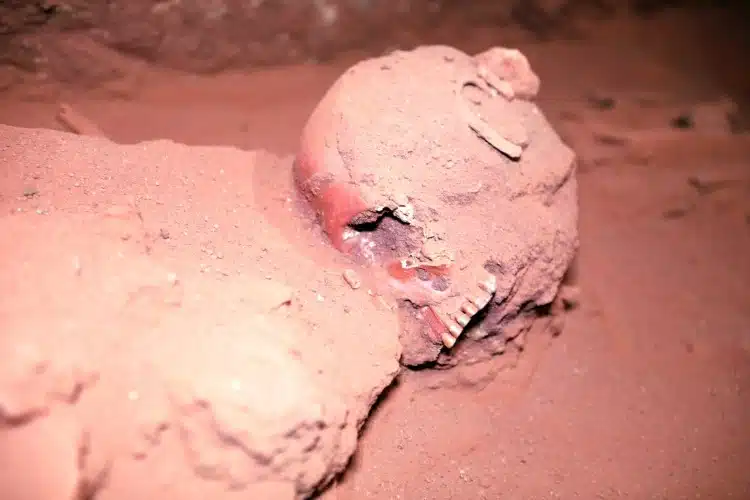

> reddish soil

[{"left": 1, "top": 7, "right": 749, "bottom": 499}]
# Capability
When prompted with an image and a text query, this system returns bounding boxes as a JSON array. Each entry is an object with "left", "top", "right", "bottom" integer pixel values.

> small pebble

[
  {"left": 342, "top": 269, "right": 361, "bottom": 289},
  {"left": 72, "top": 256, "right": 82, "bottom": 276}
]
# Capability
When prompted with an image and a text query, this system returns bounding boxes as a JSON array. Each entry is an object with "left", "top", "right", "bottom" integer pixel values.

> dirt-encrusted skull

[{"left": 294, "top": 45, "right": 578, "bottom": 365}]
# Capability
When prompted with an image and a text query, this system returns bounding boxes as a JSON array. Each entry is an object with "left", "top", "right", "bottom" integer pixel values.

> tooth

[
  {"left": 487, "top": 275, "right": 498, "bottom": 291},
  {"left": 478, "top": 276, "right": 497, "bottom": 294},
  {"left": 441, "top": 331, "right": 457, "bottom": 348},
  {"left": 462, "top": 302, "right": 479, "bottom": 316},
  {"left": 474, "top": 293, "right": 492, "bottom": 309},
  {"left": 455, "top": 312, "right": 471, "bottom": 327},
  {"left": 448, "top": 322, "right": 463, "bottom": 338},
  {"left": 469, "top": 295, "right": 485, "bottom": 308}
]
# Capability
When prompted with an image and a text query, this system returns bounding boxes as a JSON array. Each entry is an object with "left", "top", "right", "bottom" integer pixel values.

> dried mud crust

[
  {"left": 0, "top": 125, "right": 402, "bottom": 500},
  {"left": 295, "top": 45, "right": 579, "bottom": 366}
]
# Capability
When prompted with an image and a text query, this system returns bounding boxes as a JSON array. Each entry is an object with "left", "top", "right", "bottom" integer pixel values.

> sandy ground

[{"left": 1, "top": 7, "right": 749, "bottom": 499}]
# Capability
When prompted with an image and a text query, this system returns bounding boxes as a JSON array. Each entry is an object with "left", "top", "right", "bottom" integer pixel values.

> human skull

[{"left": 294, "top": 45, "right": 578, "bottom": 365}]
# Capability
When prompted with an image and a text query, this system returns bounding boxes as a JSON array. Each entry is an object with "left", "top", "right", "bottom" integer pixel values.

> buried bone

[{"left": 293, "top": 45, "right": 578, "bottom": 364}]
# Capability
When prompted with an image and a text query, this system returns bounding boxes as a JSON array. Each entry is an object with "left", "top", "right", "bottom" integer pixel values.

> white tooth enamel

[
  {"left": 448, "top": 323, "right": 463, "bottom": 338},
  {"left": 456, "top": 313, "right": 471, "bottom": 327},
  {"left": 442, "top": 331, "right": 457, "bottom": 348},
  {"left": 479, "top": 276, "right": 497, "bottom": 294},
  {"left": 462, "top": 302, "right": 479, "bottom": 316},
  {"left": 469, "top": 296, "right": 485, "bottom": 308},
  {"left": 475, "top": 293, "right": 491, "bottom": 309}
]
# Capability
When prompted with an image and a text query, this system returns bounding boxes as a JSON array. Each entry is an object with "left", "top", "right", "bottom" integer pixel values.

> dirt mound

[{"left": 0, "top": 125, "right": 401, "bottom": 499}]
